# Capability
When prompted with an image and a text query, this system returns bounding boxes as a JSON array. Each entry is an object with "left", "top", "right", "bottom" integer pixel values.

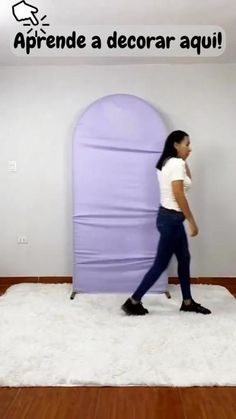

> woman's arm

[
  {"left": 172, "top": 180, "right": 198, "bottom": 236},
  {"left": 185, "top": 162, "right": 192, "bottom": 179}
]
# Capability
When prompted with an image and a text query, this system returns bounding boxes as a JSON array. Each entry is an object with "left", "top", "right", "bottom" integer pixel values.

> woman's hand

[{"left": 189, "top": 221, "right": 199, "bottom": 237}]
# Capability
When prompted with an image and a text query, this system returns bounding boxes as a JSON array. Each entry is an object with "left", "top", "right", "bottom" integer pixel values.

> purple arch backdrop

[{"left": 73, "top": 94, "right": 168, "bottom": 293}]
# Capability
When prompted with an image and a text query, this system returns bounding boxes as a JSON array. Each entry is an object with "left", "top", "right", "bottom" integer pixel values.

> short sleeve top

[{"left": 157, "top": 157, "right": 192, "bottom": 211}]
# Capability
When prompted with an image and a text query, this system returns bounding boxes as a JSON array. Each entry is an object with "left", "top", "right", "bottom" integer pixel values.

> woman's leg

[
  {"left": 131, "top": 223, "right": 175, "bottom": 302},
  {"left": 174, "top": 223, "right": 211, "bottom": 314},
  {"left": 173, "top": 223, "right": 192, "bottom": 301}
]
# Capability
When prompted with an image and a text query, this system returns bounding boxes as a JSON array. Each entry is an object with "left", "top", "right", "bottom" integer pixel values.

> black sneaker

[
  {"left": 180, "top": 299, "right": 211, "bottom": 315},
  {"left": 121, "top": 298, "right": 149, "bottom": 315}
]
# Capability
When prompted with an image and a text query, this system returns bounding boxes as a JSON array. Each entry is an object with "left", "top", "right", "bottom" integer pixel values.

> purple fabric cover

[{"left": 73, "top": 94, "right": 168, "bottom": 293}]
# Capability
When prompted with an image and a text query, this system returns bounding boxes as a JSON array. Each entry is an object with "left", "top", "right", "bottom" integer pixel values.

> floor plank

[
  {"left": 1, "top": 387, "right": 183, "bottom": 419},
  {"left": 0, "top": 388, "right": 21, "bottom": 419},
  {"left": 97, "top": 387, "right": 183, "bottom": 419},
  {"left": 179, "top": 387, "right": 236, "bottom": 419}
]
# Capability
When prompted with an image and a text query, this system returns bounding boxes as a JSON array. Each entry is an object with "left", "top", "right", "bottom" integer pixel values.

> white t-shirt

[{"left": 157, "top": 157, "right": 192, "bottom": 212}]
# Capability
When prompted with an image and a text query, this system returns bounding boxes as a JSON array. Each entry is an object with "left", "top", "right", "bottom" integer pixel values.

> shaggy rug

[{"left": 0, "top": 283, "right": 235, "bottom": 387}]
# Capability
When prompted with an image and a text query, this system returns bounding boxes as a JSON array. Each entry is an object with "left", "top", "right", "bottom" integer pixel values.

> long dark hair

[{"left": 156, "top": 130, "right": 189, "bottom": 170}]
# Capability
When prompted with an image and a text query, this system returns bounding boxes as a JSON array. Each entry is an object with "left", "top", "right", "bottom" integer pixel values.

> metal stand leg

[
  {"left": 70, "top": 291, "right": 77, "bottom": 300},
  {"left": 71, "top": 290, "right": 171, "bottom": 300}
]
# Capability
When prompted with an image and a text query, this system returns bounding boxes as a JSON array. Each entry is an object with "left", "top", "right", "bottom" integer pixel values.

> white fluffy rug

[{"left": 0, "top": 283, "right": 235, "bottom": 387}]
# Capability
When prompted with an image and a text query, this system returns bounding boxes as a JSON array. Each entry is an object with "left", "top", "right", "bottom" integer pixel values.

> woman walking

[{"left": 121, "top": 130, "right": 211, "bottom": 315}]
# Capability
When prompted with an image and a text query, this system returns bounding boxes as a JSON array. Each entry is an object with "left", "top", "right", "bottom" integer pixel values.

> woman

[{"left": 121, "top": 130, "right": 211, "bottom": 315}]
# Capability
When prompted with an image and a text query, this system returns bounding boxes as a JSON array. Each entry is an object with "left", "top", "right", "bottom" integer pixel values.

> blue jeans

[{"left": 132, "top": 206, "right": 192, "bottom": 301}]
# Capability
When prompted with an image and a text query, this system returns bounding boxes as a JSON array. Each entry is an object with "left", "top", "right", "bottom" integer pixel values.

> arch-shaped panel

[{"left": 73, "top": 94, "right": 168, "bottom": 293}]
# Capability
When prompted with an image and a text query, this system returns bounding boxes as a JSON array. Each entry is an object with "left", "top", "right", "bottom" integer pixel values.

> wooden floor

[{"left": 0, "top": 284, "right": 235, "bottom": 419}]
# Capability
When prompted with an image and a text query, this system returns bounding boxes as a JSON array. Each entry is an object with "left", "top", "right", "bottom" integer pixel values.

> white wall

[{"left": 0, "top": 63, "right": 235, "bottom": 278}]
